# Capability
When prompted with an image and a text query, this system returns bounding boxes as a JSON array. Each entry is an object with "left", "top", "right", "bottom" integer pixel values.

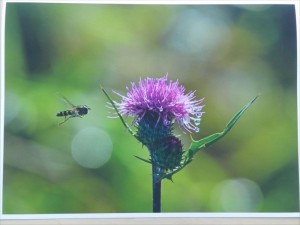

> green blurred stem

[{"left": 152, "top": 163, "right": 161, "bottom": 213}]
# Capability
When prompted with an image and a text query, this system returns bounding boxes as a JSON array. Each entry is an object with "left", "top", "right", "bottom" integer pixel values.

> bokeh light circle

[
  {"left": 71, "top": 127, "right": 113, "bottom": 169},
  {"left": 211, "top": 178, "right": 263, "bottom": 212}
]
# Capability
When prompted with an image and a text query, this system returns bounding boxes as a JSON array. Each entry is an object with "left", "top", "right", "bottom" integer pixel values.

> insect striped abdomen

[{"left": 56, "top": 110, "right": 74, "bottom": 117}]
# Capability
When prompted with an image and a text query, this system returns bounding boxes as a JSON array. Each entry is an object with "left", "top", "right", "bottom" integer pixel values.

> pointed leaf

[
  {"left": 186, "top": 95, "right": 258, "bottom": 158},
  {"left": 134, "top": 155, "right": 152, "bottom": 164},
  {"left": 158, "top": 96, "right": 258, "bottom": 182},
  {"left": 101, "top": 86, "right": 136, "bottom": 137}
]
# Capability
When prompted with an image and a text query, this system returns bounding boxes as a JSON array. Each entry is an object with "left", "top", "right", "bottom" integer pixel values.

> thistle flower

[
  {"left": 103, "top": 75, "right": 257, "bottom": 213},
  {"left": 114, "top": 74, "right": 205, "bottom": 134},
  {"left": 112, "top": 74, "right": 204, "bottom": 172}
]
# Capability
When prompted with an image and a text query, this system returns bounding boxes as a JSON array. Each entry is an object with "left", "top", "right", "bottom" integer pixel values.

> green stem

[{"left": 152, "top": 163, "right": 161, "bottom": 213}]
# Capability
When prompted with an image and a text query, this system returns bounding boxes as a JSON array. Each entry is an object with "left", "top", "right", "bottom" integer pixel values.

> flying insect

[{"left": 56, "top": 94, "right": 91, "bottom": 125}]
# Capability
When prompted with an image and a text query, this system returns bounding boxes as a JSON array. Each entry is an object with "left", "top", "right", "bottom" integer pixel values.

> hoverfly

[{"left": 56, "top": 94, "right": 91, "bottom": 125}]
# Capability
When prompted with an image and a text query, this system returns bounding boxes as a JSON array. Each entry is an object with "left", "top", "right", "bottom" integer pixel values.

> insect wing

[{"left": 57, "top": 93, "right": 77, "bottom": 109}]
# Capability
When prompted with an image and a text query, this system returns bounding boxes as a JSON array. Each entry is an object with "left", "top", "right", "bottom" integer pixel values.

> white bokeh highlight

[
  {"left": 211, "top": 178, "right": 263, "bottom": 212},
  {"left": 71, "top": 127, "right": 113, "bottom": 169}
]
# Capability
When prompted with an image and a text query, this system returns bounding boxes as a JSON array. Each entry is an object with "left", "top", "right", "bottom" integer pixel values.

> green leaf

[
  {"left": 158, "top": 95, "right": 259, "bottom": 182},
  {"left": 186, "top": 95, "right": 259, "bottom": 159},
  {"left": 134, "top": 155, "right": 152, "bottom": 164},
  {"left": 101, "top": 86, "right": 137, "bottom": 137}
]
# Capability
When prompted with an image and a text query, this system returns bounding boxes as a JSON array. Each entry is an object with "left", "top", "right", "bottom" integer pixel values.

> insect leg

[{"left": 59, "top": 115, "right": 73, "bottom": 125}]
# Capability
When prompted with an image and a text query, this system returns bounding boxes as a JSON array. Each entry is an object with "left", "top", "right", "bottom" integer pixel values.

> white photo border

[{"left": 0, "top": 0, "right": 299, "bottom": 221}]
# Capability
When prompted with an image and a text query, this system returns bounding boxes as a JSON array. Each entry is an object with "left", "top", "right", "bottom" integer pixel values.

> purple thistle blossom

[{"left": 114, "top": 74, "right": 205, "bottom": 133}]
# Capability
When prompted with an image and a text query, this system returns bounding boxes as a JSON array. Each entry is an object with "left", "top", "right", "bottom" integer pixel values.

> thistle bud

[{"left": 151, "top": 136, "right": 183, "bottom": 170}]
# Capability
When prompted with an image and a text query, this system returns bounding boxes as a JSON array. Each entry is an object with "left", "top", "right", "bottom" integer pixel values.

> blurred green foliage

[{"left": 3, "top": 3, "right": 298, "bottom": 213}]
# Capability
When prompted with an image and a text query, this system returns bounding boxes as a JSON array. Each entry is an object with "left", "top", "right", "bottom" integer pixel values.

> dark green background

[{"left": 4, "top": 3, "right": 298, "bottom": 213}]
